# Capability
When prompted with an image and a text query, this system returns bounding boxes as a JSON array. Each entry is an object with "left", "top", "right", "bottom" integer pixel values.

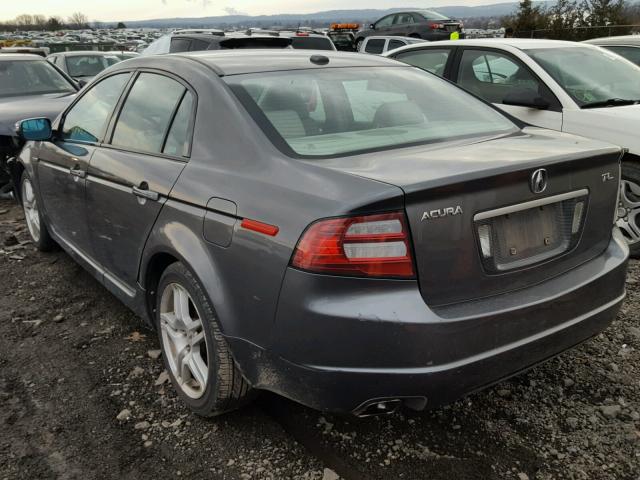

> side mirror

[
  {"left": 77, "top": 79, "right": 88, "bottom": 88},
  {"left": 17, "top": 118, "right": 52, "bottom": 142},
  {"left": 370, "top": 24, "right": 375, "bottom": 30},
  {"left": 503, "top": 88, "right": 550, "bottom": 110}
]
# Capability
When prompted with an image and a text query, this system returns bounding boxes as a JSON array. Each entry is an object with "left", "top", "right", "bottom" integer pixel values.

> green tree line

[{"left": 508, "top": 0, "right": 640, "bottom": 39}]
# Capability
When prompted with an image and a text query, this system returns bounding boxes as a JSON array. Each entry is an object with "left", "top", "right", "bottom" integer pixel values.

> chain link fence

[{"left": 515, "top": 24, "right": 640, "bottom": 41}]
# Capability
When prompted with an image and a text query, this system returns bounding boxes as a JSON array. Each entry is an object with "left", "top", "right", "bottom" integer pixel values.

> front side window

[
  {"left": 603, "top": 45, "right": 640, "bottom": 66},
  {"left": 112, "top": 73, "right": 186, "bottom": 154},
  {"left": 227, "top": 67, "right": 517, "bottom": 158},
  {"left": 375, "top": 15, "right": 394, "bottom": 28},
  {"left": 62, "top": 73, "right": 129, "bottom": 143},
  {"left": 458, "top": 49, "right": 542, "bottom": 104},
  {"left": 0, "top": 60, "right": 76, "bottom": 98},
  {"left": 365, "top": 39, "right": 386, "bottom": 54},
  {"left": 395, "top": 48, "right": 451, "bottom": 76},
  {"left": 65, "top": 55, "right": 114, "bottom": 78},
  {"left": 526, "top": 46, "right": 640, "bottom": 107}
]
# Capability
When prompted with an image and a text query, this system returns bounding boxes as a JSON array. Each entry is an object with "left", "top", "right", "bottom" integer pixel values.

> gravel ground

[{"left": 0, "top": 197, "right": 638, "bottom": 480}]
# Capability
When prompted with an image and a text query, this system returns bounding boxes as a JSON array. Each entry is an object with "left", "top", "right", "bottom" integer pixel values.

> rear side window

[
  {"left": 365, "top": 39, "right": 385, "bottom": 54},
  {"left": 112, "top": 73, "right": 186, "bottom": 154},
  {"left": 190, "top": 39, "right": 211, "bottom": 51},
  {"left": 395, "top": 13, "right": 415, "bottom": 25},
  {"left": 62, "top": 73, "right": 129, "bottom": 143},
  {"left": 388, "top": 40, "right": 407, "bottom": 51},
  {"left": 163, "top": 91, "right": 195, "bottom": 157},
  {"left": 395, "top": 49, "right": 451, "bottom": 76},
  {"left": 170, "top": 38, "right": 191, "bottom": 53}
]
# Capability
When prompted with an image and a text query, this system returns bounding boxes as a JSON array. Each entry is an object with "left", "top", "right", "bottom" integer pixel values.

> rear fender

[{"left": 138, "top": 199, "right": 237, "bottom": 336}]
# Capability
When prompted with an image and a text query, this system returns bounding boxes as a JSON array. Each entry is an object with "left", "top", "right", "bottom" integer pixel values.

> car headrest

[
  {"left": 265, "top": 110, "right": 306, "bottom": 138},
  {"left": 373, "top": 101, "right": 426, "bottom": 129}
]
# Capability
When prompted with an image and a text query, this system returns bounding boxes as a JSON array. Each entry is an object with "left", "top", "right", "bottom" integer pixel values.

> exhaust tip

[{"left": 352, "top": 397, "right": 427, "bottom": 418}]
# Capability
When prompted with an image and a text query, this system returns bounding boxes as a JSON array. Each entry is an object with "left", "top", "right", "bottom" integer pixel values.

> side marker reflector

[{"left": 241, "top": 218, "right": 279, "bottom": 237}]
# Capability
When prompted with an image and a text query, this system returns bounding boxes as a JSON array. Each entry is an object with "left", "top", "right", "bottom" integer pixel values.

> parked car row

[
  {"left": 386, "top": 38, "right": 640, "bottom": 255},
  {"left": 3, "top": 29, "right": 640, "bottom": 419}
]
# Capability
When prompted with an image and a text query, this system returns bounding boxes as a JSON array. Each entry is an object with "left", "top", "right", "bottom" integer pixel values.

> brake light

[
  {"left": 430, "top": 23, "right": 445, "bottom": 30},
  {"left": 291, "top": 212, "right": 415, "bottom": 278},
  {"left": 296, "top": 32, "right": 310, "bottom": 36}
]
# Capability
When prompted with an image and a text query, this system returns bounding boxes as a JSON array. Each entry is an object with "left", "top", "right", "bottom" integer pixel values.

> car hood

[
  {"left": 313, "top": 127, "right": 619, "bottom": 192},
  {"left": 0, "top": 92, "right": 76, "bottom": 137},
  {"left": 563, "top": 104, "right": 640, "bottom": 155}
]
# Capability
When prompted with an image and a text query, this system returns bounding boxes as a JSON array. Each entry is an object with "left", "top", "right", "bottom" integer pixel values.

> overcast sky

[{"left": 2, "top": 0, "right": 516, "bottom": 22}]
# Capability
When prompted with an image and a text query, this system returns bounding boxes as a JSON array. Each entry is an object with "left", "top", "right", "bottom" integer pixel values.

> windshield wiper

[{"left": 581, "top": 98, "right": 640, "bottom": 109}]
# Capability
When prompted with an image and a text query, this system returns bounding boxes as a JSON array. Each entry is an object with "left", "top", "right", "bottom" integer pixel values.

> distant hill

[{"left": 122, "top": 3, "right": 548, "bottom": 29}]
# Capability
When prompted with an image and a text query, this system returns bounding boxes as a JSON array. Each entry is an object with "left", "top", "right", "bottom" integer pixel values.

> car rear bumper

[{"left": 230, "top": 229, "right": 628, "bottom": 414}]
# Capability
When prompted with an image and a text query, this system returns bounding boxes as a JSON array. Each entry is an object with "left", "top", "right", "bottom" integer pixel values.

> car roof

[
  {"left": 366, "top": 36, "right": 425, "bottom": 42},
  {"left": 0, "top": 53, "right": 47, "bottom": 61},
  {"left": 585, "top": 35, "right": 640, "bottom": 46},
  {"left": 126, "top": 49, "right": 406, "bottom": 76},
  {"left": 53, "top": 51, "right": 121, "bottom": 57},
  {"left": 389, "top": 38, "right": 597, "bottom": 55}
]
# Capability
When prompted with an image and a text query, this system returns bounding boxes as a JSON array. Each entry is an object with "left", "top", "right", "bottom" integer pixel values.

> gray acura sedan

[{"left": 15, "top": 50, "right": 628, "bottom": 416}]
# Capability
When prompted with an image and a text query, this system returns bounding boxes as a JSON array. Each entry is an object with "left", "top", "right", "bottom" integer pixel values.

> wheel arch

[{"left": 139, "top": 213, "right": 238, "bottom": 338}]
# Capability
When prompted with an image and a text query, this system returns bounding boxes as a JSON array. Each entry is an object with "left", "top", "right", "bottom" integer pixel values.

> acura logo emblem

[{"left": 530, "top": 169, "right": 548, "bottom": 194}]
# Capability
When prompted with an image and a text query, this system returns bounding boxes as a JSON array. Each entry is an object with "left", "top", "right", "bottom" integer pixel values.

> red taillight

[
  {"left": 291, "top": 212, "right": 415, "bottom": 278},
  {"left": 430, "top": 22, "right": 445, "bottom": 30},
  {"left": 296, "top": 32, "right": 310, "bottom": 36}
]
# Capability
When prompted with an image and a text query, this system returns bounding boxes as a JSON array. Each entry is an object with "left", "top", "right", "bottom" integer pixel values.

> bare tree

[
  {"left": 33, "top": 14, "right": 48, "bottom": 30},
  {"left": 67, "top": 12, "right": 89, "bottom": 30},
  {"left": 14, "top": 14, "right": 35, "bottom": 27}
]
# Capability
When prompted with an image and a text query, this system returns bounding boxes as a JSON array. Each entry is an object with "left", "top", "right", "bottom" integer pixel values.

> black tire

[
  {"left": 619, "top": 161, "right": 640, "bottom": 258},
  {"left": 19, "top": 171, "right": 56, "bottom": 252},
  {"left": 156, "top": 262, "right": 254, "bottom": 416}
]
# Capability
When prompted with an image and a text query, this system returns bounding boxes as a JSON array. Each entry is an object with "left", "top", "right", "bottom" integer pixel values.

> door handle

[
  {"left": 132, "top": 184, "right": 160, "bottom": 202},
  {"left": 69, "top": 167, "right": 86, "bottom": 178}
]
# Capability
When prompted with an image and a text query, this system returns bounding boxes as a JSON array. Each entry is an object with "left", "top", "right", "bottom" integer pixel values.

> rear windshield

[
  {"left": 65, "top": 55, "right": 120, "bottom": 78},
  {"left": 416, "top": 10, "right": 450, "bottom": 21},
  {"left": 290, "top": 37, "right": 334, "bottom": 51},
  {"left": 0, "top": 59, "right": 76, "bottom": 98},
  {"left": 226, "top": 67, "right": 516, "bottom": 158}
]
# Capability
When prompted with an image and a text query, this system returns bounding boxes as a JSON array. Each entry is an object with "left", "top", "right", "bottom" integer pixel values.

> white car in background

[
  {"left": 359, "top": 36, "right": 427, "bottom": 55},
  {"left": 386, "top": 39, "right": 640, "bottom": 255}
]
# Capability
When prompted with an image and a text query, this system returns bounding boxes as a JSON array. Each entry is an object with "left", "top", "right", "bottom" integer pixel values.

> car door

[
  {"left": 36, "top": 72, "right": 131, "bottom": 257},
  {"left": 391, "top": 12, "right": 415, "bottom": 36},
  {"left": 454, "top": 48, "right": 563, "bottom": 130},
  {"left": 374, "top": 15, "right": 395, "bottom": 35},
  {"left": 85, "top": 71, "right": 195, "bottom": 294},
  {"left": 393, "top": 47, "right": 455, "bottom": 78}
]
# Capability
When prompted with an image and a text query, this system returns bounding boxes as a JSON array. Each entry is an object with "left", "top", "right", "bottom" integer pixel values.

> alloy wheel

[
  {"left": 159, "top": 283, "right": 209, "bottom": 399},
  {"left": 617, "top": 179, "right": 640, "bottom": 246},
  {"left": 21, "top": 177, "right": 41, "bottom": 243}
]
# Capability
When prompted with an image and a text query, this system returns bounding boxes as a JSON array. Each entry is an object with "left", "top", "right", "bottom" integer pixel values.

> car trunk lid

[{"left": 314, "top": 128, "right": 622, "bottom": 306}]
